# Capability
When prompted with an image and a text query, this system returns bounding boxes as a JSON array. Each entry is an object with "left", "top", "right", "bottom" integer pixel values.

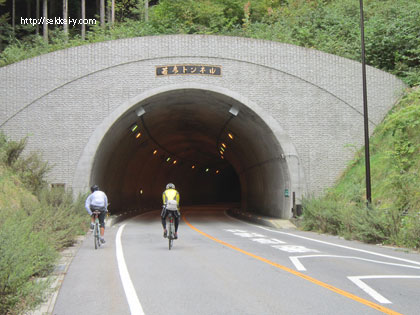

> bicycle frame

[
  {"left": 167, "top": 212, "right": 175, "bottom": 250},
  {"left": 92, "top": 210, "right": 101, "bottom": 250}
]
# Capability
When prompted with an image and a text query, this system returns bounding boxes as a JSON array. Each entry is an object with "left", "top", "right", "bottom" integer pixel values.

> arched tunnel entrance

[{"left": 86, "top": 87, "right": 295, "bottom": 218}]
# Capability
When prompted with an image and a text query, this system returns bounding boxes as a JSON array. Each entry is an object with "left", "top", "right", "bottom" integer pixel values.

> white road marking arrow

[
  {"left": 348, "top": 275, "right": 420, "bottom": 304},
  {"left": 289, "top": 254, "right": 420, "bottom": 271}
]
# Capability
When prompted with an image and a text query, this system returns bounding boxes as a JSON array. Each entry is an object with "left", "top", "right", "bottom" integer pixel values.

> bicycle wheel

[
  {"left": 168, "top": 219, "right": 174, "bottom": 250},
  {"left": 94, "top": 221, "right": 100, "bottom": 249}
]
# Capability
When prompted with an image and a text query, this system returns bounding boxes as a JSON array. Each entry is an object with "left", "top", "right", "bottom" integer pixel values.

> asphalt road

[{"left": 53, "top": 205, "right": 420, "bottom": 315}]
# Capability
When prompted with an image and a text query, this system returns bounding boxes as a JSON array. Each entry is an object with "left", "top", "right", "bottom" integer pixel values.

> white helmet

[{"left": 166, "top": 183, "right": 175, "bottom": 189}]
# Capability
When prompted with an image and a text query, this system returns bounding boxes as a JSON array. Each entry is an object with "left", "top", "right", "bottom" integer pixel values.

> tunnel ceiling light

[
  {"left": 221, "top": 156, "right": 224, "bottom": 159},
  {"left": 135, "top": 107, "right": 145, "bottom": 117},
  {"left": 229, "top": 106, "right": 239, "bottom": 116},
  {"left": 173, "top": 160, "right": 177, "bottom": 165},
  {"left": 153, "top": 149, "right": 158, "bottom": 155},
  {"left": 140, "top": 189, "right": 143, "bottom": 194},
  {"left": 136, "top": 132, "right": 142, "bottom": 139},
  {"left": 221, "top": 143, "right": 226, "bottom": 148},
  {"left": 166, "top": 157, "right": 171, "bottom": 162},
  {"left": 216, "top": 170, "right": 220, "bottom": 174},
  {"left": 130, "top": 124, "right": 139, "bottom": 132},
  {"left": 191, "top": 165, "right": 195, "bottom": 169},
  {"left": 228, "top": 132, "right": 234, "bottom": 140},
  {"left": 220, "top": 146, "right": 225, "bottom": 152},
  {"left": 219, "top": 150, "right": 224, "bottom": 155},
  {"left": 205, "top": 168, "right": 209, "bottom": 172}
]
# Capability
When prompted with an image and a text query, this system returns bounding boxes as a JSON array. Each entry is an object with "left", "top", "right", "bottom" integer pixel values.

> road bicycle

[
  {"left": 92, "top": 210, "right": 102, "bottom": 250},
  {"left": 167, "top": 212, "right": 176, "bottom": 250}
]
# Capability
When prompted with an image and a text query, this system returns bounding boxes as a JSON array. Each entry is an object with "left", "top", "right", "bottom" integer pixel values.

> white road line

[
  {"left": 290, "top": 256, "right": 307, "bottom": 271},
  {"left": 257, "top": 226, "right": 420, "bottom": 266},
  {"left": 289, "top": 254, "right": 420, "bottom": 271},
  {"left": 348, "top": 275, "right": 420, "bottom": 304},
  {"left": 116, "top": 224, "right": 145, "bottom": 315}
]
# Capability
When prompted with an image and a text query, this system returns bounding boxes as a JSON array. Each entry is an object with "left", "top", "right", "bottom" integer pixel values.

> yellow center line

[{"left": 182, "top": 214, "right": 403, "bottom": 315}]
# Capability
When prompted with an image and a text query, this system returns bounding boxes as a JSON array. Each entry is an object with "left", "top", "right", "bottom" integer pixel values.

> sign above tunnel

[{"left": 156, "top": 64, "right": 222, "bottom": 76}]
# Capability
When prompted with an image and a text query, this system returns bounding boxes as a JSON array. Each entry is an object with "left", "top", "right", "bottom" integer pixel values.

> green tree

[{"left": 0, "top": 0, "right": 13, "bottom": 52}]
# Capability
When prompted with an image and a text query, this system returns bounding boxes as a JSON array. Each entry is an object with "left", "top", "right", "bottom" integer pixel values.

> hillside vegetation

[
  {"left": 300, "top": 87, "right": 420, "bottom": 250},
  {"left": 0, "top": 135, "right": 88, "bottom": 314},
  {"left": 0, "top": 1, "right": 420, "bottom": 311},
  {"left": 1, "top": 0, "right": 419, "bottom": 86}
]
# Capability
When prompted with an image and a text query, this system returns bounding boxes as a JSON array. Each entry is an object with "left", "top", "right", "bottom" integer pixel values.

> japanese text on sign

[{"left": 156, "top": 65, "right": 222, "bottom": 76}]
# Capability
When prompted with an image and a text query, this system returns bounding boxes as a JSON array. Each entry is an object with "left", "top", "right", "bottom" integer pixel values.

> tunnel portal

[
  {"left": 91, "top": 88, "right": 290, "bottom": 217},
  {"left": 0, "top": 35, "right": 405, "bottom": 219}
]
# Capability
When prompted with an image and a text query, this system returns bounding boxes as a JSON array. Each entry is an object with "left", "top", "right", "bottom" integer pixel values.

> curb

[
  {"left": 29, "top": 213, "right": 120, "bottom": 314},
  {"left": 28, "top": 235, "right": 85, "bottom": 315},
  {"left": 227, "top": 209, "right": 297, "bottom": 230}
]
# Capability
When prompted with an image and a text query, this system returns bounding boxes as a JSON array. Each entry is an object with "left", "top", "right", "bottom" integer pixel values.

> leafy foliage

[
  {"left": 300, "top": 87, "right": 420, "bottom": 250},
  {"left": 0, "top": 134, "right": 88, "bottom": 314},
  {"left": 0, "top": 0, "right": 419, "bottom": 85},
  {"left": 0, "top": 135, "right": 49, "bottom": 195}
]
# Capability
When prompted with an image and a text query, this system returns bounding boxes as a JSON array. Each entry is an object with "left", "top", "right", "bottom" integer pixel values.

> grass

[
  {"left": 299, "top": 87, "right": 420, "bottom": 250},
  {"left": 0, "top": 135, "right": 89, "bottom": 314}
]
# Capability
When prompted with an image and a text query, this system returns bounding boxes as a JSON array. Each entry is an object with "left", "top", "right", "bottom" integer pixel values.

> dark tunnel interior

[{"left": 90, "top": 89, "right": 289, "bottom": 218}]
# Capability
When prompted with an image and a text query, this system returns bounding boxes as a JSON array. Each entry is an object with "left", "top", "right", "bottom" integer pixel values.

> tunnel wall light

[
  {"left": 229, "top": 106, "right": 239, "bottom": 116},
  {"left": 135, "top": 107, "right": 145, "bottom": 117},
  {"left": 136, "top": 132, "right": 142, "bottom": 139},
  {"left": 228, "top": 132, "right": 234, "bottom": 140},
  {"left": 130, "top": 124, "right": 139, "bottom": 132}
]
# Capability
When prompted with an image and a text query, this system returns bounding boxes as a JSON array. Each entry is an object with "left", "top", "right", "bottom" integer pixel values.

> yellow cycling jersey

[{"left": 162, "top": 188, "right": 180, "bottom": 210}]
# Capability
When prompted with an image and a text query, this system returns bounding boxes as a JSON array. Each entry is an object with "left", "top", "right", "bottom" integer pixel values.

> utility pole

[{"left": 359, "top": 0, "right": 372, "bottom": 205}]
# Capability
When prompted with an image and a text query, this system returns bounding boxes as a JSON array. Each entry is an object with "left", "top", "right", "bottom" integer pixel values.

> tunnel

[{"left": 87, "top": 87, "right": 292, "bottom": 218}]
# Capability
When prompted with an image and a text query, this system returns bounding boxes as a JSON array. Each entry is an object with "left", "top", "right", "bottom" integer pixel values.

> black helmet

[{"left": 91, "top": 185, "right": 99, "bottom": 192}]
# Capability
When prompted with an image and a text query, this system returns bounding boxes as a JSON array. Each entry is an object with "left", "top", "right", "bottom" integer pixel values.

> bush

[
  {"left": 300, "top": 87, "right": 420, "bottom": 250},
  {"left": 0, "top": 209, "right": 57, "bottom": 314},
  {"left": 0, "top": 134, "right": 50, "bottom": 195},
  {"left": 0, "top": 134, "right": 89, "bottom": 314},
  {"left": 300, "top": 195, "right": 343, "bottom": 235}
]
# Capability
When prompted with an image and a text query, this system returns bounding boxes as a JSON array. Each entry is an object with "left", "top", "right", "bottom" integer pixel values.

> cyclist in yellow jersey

[{"left": 161, "top": 183, "right": 180, "bottom": 239}]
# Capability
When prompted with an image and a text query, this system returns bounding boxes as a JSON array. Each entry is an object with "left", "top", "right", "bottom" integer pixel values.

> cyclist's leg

[
  {"left": 174, "top": 216, "right": 179, "bottom": 232},
  {"left": 99, "top": 210, "right": 106, "bottom": 241},
  {"left": 172, "top": 211, "right": 179, "bottom": 239},
  {"left": 161, "top": 210, "right": 168, "bottom": 237},
  {"left": 89, "top": 206, "right": 96, "bottom": 229},
  {"left": 161, "top": 210, "right": 168, "bottom": 229}
]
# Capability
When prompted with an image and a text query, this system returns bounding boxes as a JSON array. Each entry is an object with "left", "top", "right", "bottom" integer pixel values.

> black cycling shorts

[{"left": 90, "top": 205, "right": 106, "bottom": 228}]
